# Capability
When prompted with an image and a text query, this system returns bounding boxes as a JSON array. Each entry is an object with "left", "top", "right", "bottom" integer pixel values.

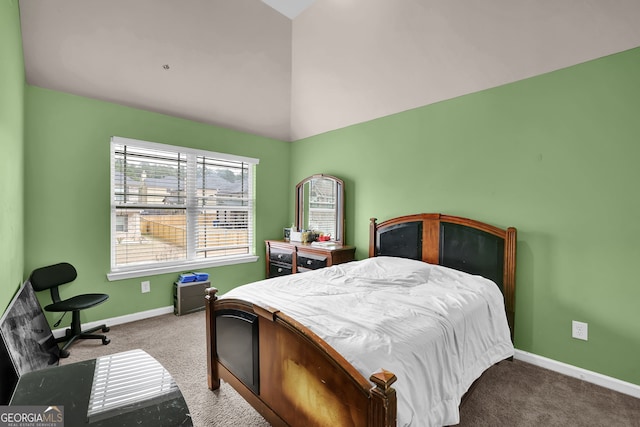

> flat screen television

[{"left": 0, "top": 280, "right": 59, "bottom": 404}]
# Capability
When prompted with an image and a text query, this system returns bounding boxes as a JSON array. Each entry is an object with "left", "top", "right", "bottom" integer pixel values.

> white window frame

[{"left": 108, "top": 136, "right": 259, "bottom": 281}]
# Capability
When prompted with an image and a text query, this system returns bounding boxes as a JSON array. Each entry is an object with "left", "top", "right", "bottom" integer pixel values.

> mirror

[{"left": 295, "top": 174, "right": 344, "bottom": 245}]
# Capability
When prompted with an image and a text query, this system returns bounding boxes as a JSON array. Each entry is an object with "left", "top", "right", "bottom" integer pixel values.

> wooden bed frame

[{"left": 205, "top": 213, "right": 517, "bottom": 427}]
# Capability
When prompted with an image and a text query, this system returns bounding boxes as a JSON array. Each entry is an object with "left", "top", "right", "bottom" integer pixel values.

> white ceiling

[
  {"left": 262, "top": 0, "right": 316, "bottom": 19},
  {"left": 19, "top": 0, "right": 295, "bottom": 141},
  {"left": 18, "top": 1, "right": 640, "bottom": 142},
  {"left": 290, "top": 0, "right": 640, "bottom": 140}
]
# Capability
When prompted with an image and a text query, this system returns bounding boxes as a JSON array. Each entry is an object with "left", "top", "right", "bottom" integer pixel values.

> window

[
  {"left": 108, "top": 136, "right": 259, "bottom": 280},
  {"left": 307, "top": 178, "right": 338, "bottom": 238},
  {"left": 115, "top": 214, "right": 128, "bottom": 233}
]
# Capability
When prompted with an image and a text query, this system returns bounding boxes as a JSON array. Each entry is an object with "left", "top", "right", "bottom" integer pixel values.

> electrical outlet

[
  {"left": 141, "top": 280, "right": 151, "bottom": 293},
  {"left": 572, "top": 320, "right": 588, "bottom": 341}
]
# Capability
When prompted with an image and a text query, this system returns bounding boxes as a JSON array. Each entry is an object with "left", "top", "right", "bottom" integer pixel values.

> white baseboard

[
  {"left": 515, "top": 349, "right": 640, "bottom": 399},
  {"left": 51, "top": 305, "right": 174, "bottom": 339}
]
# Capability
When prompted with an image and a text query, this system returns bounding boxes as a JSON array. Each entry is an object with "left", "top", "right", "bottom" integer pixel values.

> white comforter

[{"left": 221, "top": 256, "right": 514, "bottom": 427}]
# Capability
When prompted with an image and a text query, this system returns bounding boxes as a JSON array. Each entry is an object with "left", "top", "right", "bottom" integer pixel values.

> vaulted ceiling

[{"left": 18, "top": 0, "right": 640, "bottom": 141}]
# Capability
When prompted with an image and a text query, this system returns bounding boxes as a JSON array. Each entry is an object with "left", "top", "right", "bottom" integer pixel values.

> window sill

[{"left": 107, "top": 255, "right": 259, "bottom": 281}]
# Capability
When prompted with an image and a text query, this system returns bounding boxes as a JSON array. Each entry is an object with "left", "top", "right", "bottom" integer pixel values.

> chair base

[{"left": 56, "top": 310, "right": 110, "bottom": 358}]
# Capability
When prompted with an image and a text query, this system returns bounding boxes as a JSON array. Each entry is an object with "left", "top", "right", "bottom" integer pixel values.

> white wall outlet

[
  {"left": 572, "top": 320, "right": 588, "bottom": 341},
  {"left": 141, "top": 280, "right": 151, "bottom": 293}
]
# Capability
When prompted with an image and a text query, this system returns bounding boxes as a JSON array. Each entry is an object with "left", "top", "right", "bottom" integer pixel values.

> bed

[{"left": 205, "top": 213, "right": 517, "bottom": 426}]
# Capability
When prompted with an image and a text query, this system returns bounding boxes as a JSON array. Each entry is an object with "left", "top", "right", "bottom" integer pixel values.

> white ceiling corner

[{"left": 262, "top": 0, "right": 316, "bottom": 19}]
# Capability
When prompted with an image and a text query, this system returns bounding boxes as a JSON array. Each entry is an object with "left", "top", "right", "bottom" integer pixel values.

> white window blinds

[
  {"left": 110, "top": 137, "right": 258, "bottom": 277},
  {"left": 306, "top": 178, "right": 338, "bottom": 238}
]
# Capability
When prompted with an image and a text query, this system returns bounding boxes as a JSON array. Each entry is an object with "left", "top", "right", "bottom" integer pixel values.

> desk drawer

[
  {"left": 269, "top": 248, "right": 293, "bottom": 265},
  {"left": 269, "top": 263, "right": 292, "bottom": 277},
  {"left": 297, "top": 253, "right": 327, "bottom": 270}
]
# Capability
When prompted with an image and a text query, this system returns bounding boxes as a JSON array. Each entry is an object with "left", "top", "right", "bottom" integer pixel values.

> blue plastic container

[
  {"left": 178, "top": 273, "right": 197, "bottom": 283},
  {"left": 193, "top": 272, "right": 209, "bottom": 282}
]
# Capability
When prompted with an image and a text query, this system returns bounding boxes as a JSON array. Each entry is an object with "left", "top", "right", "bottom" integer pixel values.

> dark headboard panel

[
  {"left": 376, "top": 221, "right": 423, "bottom": 261},
  {"left": 370, "top": 213, "right": 516, "bottom": 339},
  {"left": 440, "top": 222, "right": 505, "bottom": 293}
]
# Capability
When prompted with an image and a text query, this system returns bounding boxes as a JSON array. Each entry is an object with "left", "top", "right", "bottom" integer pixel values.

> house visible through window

[
  {"left": 115, "top": 214, "right": 128, "bottom": 233},
  {"left": 109, "top": 136, "right": 259, "bottom": 280},
  {"left": 308, "top": 178, "right": 337, "bottom": 238}
]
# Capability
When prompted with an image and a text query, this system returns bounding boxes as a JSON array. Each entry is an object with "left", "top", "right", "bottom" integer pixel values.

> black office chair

[{"left": 30, "top": 262, "right": 110, "bottom": 358}]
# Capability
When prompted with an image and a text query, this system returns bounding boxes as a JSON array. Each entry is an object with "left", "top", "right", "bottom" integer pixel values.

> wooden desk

[{"left": 265, "top": 240, "right": 356, "bottom": 277}]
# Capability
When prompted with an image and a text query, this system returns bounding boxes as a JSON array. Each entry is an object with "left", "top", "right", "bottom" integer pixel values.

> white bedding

[{"left": 221, "top": 256, "right": 514, "bottom": 427}]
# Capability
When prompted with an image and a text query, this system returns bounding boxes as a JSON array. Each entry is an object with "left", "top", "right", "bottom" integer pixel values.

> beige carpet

[{"left": 63, "top": 311, "right": 640, "bottom": 426}]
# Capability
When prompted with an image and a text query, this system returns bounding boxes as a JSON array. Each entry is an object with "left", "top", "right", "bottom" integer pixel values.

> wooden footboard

[{"left": 205, "top": 287, "right": 397, "bottom": 427}]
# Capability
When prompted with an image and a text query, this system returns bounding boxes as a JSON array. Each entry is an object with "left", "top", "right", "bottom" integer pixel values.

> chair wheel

[
  {"left": 102, "top": 337, "right": 111, "bottom": 345},
  {"left": 102, "top": 326, "right": 110, "bottom": 332}
]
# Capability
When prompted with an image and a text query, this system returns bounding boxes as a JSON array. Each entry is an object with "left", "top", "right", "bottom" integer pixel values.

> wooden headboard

[{"left": 369, "top": 213, "right": 517, "bottom": 340}]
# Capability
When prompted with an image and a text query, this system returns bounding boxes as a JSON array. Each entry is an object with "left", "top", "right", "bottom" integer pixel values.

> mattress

[{"left": 222, "top": 256, "right": 514, "bottom": 426}]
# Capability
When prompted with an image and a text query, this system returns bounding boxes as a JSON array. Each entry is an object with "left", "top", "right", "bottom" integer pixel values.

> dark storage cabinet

[{"left": 174, "top": 280, "right": 210, "bottom": 315}]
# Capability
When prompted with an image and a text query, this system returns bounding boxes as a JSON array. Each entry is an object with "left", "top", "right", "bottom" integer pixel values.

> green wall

[
  {"left": 291, "top": 47, "right": 640, "bottom": 387},
  {"left": 24, "top": 86, "right": 290, "bottom": 324},
  {"left": 5, "top": 1, "right": 639, "bottom": 390},
  {"left": 0, "top": 0, "right": 25, "bottom": 312}
]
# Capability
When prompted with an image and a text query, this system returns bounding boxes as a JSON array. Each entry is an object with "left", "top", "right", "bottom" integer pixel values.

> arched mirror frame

[{"left": 295, "top": 174, "right": 345, "bottom": 245}]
